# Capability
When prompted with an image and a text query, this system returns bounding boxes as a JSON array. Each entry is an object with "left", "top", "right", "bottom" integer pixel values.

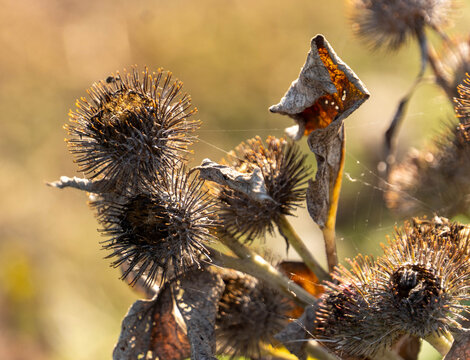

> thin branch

[
  {"left": 209, "top": 245, "right": 318, "bottom": 307},
  {"left": 424, "top": 331, "right": 453, "bottom": 356},
  {"left": 47, "top": 175, "right": 100, "bottom": 193}
]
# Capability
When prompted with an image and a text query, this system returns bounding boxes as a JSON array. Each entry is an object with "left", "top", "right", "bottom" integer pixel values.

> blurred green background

[{"left": 1, "top": 0, "right": 469, "bottom": 358}]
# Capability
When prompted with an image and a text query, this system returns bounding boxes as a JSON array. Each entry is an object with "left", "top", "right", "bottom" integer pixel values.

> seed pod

[
  {"left": 376, "top": 217, "right": 470, "bottom": 338},
  {"left": 66, "top": 67, "right": 199, "bottom": 192},
  {"left": 348, "top": 0, "right": 455, "bottom": 51},
  {"left": 215, "top": 270, "right": 292, "bottom": 359},
  {"left": 385, "top": 118, "right": 470, "bottom": 218},
  {"left": 314, "top": 256, "right": 398, "bottom": 358},
  {"left": 213, "top": 136, "right": 310, "bottom": 241},
  {"left": 97, "top": 165, "right": 217, "bottom": 287}
]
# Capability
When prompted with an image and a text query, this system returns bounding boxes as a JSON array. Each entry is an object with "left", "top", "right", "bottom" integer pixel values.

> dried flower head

[
  {"left": 215, "top": 270, "right": 292, "bottom": 359},
  {"left": 314, "top": 256, "right": 399, "bottom": 358},
  {"left": 348, "top": 0, "right": 454, "bottom": 50},
  {"left": 385, "top": 120, "right": 470, "bottom": 218},
  {"left": 376, "top": 217, "right": 470, "bottom": 338},
  {"left": 455, "top": 75, "right": 470, "bottom": 124},
  {"left": 436, "top": 37, "right": 470, "bottom": 100},
  {"left": 97, "top": 165, "right": 217, "bottom": 286},
  {"left": 66, "top": 67, "right": 199, "bottom": 192},
  {"left": 213, "top": 136, "right": 310, "bottom": 240}
]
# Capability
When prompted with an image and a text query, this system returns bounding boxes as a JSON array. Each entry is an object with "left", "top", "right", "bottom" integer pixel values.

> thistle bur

[
  {"left": 97, "top": 165, "right": 218, "bottom": 287},
  {"left": 66, "top": 67, "right": 200, "bottom": 192},
  {"left": 376, "top": 217, "right": 470, "bottom": 338},
  {"left": 215, "top": 270, "right": 292, "bottom": 359},
  {"left": 385, "top": 119, "right": 470, "bottom": 218},
  {"left": 348, "top": 0, "right": 455, "bottom": 51},
  {"left": 213, "top": 136, "right": 310, "bottom": 240},
  {"left": 314, "top": 256, "right": 397, "bottom": 358}
]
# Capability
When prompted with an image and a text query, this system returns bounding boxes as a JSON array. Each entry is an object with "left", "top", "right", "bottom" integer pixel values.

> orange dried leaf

[
  {"left": 279, "top": 261, "right": 324, "bottom": 319},
  {"left": 113, "top": 284, "right": 190, "bottom": 360},
  {"left": 270, "top": 34, "right": 369, "bottom": 140}
]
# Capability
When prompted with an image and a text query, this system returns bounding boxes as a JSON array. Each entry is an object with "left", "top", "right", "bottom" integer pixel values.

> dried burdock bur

[
  {"left": 434, "top": 36, "right": 470, "bottom": 100},
  {"left": 97, "top": 165, "right": 218, "bottom": 287},
  {"left": 208, "top": 136, "right": 310, "bottom": 241},
  {"left": 376, "top": 217, "right": 470, "bottom": 339},
  {"left": 270, "top": 35, "right": 369, "bottom": 228},
  {"left": 113, "top": 282, "right": 190, "bottom": 360},
  {"left": 385, "top": 120, "right": 470, "bottom": 218},
  {"left": 444, "top": 331, "right": 470, "bottom": 360},
  {"left": 66, "top": 67, "right": 199, "bottom": 192},
  {"left": 274, "top": 305, "right": 318, "bottom": 360},
  {"left": 454, "top": 75, "right": 470, "bottom": 124},
  {"left": 314, "top": 256, "right": 400, "bottom": 358},
  {"left": 215, "top": 269, "right": 293, "bottom": 359},
  {"left": 174, "top": 268, "right": 225, "bottom": 360},
  {"left": 348, "top": 0, "right": 455, "bottom": 51}
]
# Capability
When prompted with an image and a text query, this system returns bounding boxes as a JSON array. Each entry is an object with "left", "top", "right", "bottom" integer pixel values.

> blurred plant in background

[{"left": 2, "top": 0, "right": 470, "bottom": 359}]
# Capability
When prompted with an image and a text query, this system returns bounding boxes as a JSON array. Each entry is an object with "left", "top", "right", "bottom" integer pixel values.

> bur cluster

[{"left": 314, "top": 217, "right": 470, "bottom": 358}]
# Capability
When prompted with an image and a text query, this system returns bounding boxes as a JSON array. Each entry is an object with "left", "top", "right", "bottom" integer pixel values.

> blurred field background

[{"left": 2, "top": 0, "right": 470, "bottom": 359}]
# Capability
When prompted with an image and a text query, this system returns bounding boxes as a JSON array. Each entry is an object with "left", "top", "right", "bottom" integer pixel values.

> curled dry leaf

[
  {"left": 195, "top": 158, "right": 273, "bottom": 203},
  {"left": 270, "top": 34, "right": 369, "bottom": 141},
  {"left": 113, "top": 268, "right": 225, "bottom": 360},
  {"left": 174, "top": 268, "right": 225, "bottom": 360},
  {"left": 270, "top": 34, "right": 369, "bottom": 228},
  {"left": 278, "top": 261, "right": 324, "bottom": 318},
  {"left": 113, "top": 284, "right": 190, "bottom": 360}
]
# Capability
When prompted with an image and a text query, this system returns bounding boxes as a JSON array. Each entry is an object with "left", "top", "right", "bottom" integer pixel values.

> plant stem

[
  {"left": 209, "top": 243, "right": 317, "bottom": 307},
  {"left": 424, "top": 331, "right": 453, "bottom": 356},
  {"left": 323, "top": 129, "right": 345, "bottom": 273},
  {"left": 304, "top": 341, "right": 342, "bottom": 360},
  {"left": 277, "top": 215, "right": 330, "bottom": 282}
]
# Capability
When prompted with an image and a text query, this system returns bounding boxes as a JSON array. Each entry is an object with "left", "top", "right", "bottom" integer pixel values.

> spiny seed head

[
  {"left": 97, "top": 165, "right": 217, "bottom": 287},
  {"left": 315, "top": 256, "right": 400, "bottom": 358},
  {"left": 455, "top": 75, "right": 470, "bottom": 124},
  {"left": 66, "top": 67, "right": 200, "bottom": 192},
  {"left": 213, "top": 136, "right": 310, "bottom": 240},
  {"left": 216, "top": 271, "right": 292, "bottom": 359},
  {"left": 348, "top": 0, "right": 454, "bottom": 51},
  {"left": 436, "top": 37, "right": 470, "bottom": 100},
  {"left": 376, "top": 217, "right": 470, "bottom": 338},
  {"left": 385, "top": 119, "right": 470, "bottom": 218}
]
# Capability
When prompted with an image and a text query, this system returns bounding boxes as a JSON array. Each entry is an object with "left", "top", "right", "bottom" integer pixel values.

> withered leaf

[
  {"left": 270, "top": 35, "right": 369, "bottom": 228},
  {"left": 391, "top": 335, "right": 421, "bottom": 360},
  {"left": 278, "top": 261, "right": 324, "bottom": 318},
  {"left": 270, "top": 34, "right": 369, "bottom": 141},
  {"left": 113, "top": 284, "right": 190, "bottom": 360},
  {"left": 195, "top": 158, "right": 273, "bottom": 203},
  {"left": 174, "top": 268, "right": 225, "bottom": 360}
]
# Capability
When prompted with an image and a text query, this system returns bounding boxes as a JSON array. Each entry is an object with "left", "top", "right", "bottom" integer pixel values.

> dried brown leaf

[
  {"left": 174, "top": 268, "right": 225, "bottom": 360},
  {"left": 270, "top": 34, "right": 369, "bottom": 141},
  {"left": 391, "top": 335, "right": 421, "bottom": 360},
  {"left": 195, "top": 158, "right": 273, "bottom": 203},
  {"left": 113, "top": 284, "right": 190, "bottom": 360},
  {"left": 270, "top": 35, "right": 369, "bottom": 228}
]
